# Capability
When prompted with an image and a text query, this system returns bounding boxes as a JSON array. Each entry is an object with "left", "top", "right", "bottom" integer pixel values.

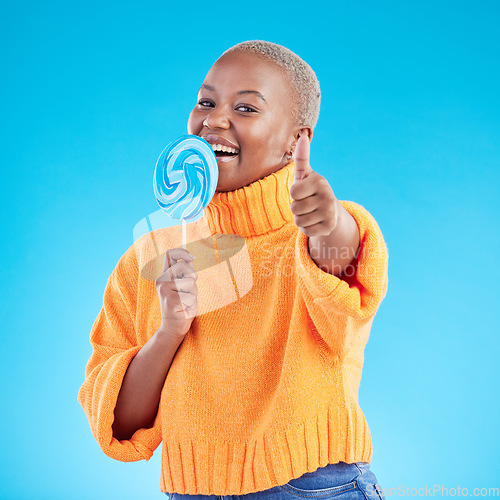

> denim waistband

[{"left": 286, "top": 461, "right": 370, "bottom": 489}]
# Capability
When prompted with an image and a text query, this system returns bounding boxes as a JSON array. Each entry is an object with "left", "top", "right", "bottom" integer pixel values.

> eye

[
  {"left": 198, "top": 99, "right": 214, "bottom": 108},
  {"left": 236, "top": 104, "right": 257, "bottom": 113}
]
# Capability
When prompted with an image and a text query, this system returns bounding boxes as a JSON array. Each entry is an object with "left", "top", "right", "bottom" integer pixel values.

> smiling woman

[{"left": 78, "top": 39, "right": 389, "bottom": 500}]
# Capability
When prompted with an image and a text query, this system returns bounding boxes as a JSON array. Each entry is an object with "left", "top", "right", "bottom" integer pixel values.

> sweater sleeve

[
  {"left": 295, "top": 200, "right": 389, "bottom": 320},
  {"left": 77, "top": 245, "right": 162, "bottom": 462}
]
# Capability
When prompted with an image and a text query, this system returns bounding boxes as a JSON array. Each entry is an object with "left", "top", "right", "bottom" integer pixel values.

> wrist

[{"left": 156, "top": 321, "right": 188, "bottom": 340}]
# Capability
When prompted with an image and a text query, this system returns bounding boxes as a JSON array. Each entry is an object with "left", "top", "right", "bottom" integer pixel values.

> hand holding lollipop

[{"left": 153, "top": 135, "right": 218, "bottom": 329}]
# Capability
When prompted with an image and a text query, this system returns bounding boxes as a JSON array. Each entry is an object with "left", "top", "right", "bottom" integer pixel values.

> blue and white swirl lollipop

[{"left": 153, "top": 134, "right": 218, "bottom": 248}]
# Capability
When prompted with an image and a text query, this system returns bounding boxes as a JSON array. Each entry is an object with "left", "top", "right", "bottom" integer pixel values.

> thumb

[{"left": 293, "top": 134, "right": 313, "bottom": 183}]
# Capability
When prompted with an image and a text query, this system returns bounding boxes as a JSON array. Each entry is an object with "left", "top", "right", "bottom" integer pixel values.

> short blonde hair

[{"left": 220, "top": 40, "right": 321, "bottom": 129}]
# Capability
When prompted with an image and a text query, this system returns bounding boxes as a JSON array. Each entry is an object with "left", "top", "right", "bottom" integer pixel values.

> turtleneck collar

[{"left": 203, "top": 162, "right": 296, "bottom": 237}]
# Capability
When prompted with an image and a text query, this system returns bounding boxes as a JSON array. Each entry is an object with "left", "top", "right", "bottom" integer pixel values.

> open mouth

[
  {"left": 201, "top": 135, "right": 241, "bottom": 163},
  {"left": 210, "top": 144, "right": 240, "bottom": 162},
  {"left": 214, "top": 151, "right": 238, "bottom": 158}
]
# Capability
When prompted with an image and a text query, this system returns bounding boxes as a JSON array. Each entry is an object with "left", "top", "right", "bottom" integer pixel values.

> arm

[
  {"left": 290, "top": 135, "right": 388, "bottom": 322},
  {"left": 109, "top": 246, "right": 197, "bottom": 441},
  {"left": 290, "top": 133, "right": 360, "bottom": 278},
  {"left": 77, "top": 247, "right": 163, "bottom": 462},
  {"left": 112, "top": 330, "right": 185, "bottom": 440},
  {"left": 308, "top": 198, "right": 360, "bottom": 278}
]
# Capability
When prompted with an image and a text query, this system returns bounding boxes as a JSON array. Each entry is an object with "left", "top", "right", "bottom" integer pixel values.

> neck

[{"left": 203, "top": 162, "right": 296, "bottom": 237}]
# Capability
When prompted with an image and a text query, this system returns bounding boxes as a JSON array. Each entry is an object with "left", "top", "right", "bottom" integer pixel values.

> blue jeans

[{"left": 165, "top": 461, "right": 385, "bottom": 499}]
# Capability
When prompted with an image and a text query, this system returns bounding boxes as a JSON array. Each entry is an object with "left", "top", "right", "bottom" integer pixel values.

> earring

[{"left": 286, "top": 151, "right": 293, "bottom": 161}]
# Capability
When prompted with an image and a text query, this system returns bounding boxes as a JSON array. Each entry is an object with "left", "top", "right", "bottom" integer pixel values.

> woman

[{"left": 78, "top": 40, "right": 389, "bottom": 499}]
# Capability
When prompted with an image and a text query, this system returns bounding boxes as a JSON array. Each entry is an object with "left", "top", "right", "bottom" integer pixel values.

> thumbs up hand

[{"left": 289, "top": 134, "right": 339, "bottom": 238}]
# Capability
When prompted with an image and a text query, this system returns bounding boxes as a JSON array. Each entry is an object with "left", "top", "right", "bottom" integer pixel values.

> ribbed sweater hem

[{"left": 159, "top": 402, "right": 372, "bottom": 495}]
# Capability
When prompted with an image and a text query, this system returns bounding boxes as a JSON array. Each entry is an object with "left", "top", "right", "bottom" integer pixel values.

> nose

[{"left": 203, "top": 105, "right": 230, "bottom": 130}]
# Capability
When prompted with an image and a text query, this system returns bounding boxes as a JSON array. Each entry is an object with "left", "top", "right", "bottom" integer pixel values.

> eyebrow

[{"left": 200, "top": 84, "right": 266, "bottom": 102}]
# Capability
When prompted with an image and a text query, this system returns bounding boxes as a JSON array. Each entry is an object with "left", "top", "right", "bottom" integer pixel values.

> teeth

[{"left": 211, "top": 144, "right": 239, "bottom": 154}]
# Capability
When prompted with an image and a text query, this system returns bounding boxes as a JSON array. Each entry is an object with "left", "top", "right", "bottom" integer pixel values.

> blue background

[{"left": 1, "top": 1, "right": 499, "bottom": 498}]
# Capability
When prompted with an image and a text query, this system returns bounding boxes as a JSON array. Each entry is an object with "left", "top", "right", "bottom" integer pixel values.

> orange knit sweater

[{"left": 77, "top": 162, "right": 389, "bottom": 496}]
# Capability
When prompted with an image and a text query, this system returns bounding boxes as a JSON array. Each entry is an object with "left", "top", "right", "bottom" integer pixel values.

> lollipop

[{"left": 153, "top": 134, "right": 218, "bottom": 248}]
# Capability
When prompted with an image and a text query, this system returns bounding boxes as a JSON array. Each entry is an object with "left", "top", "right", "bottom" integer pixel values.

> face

[{"left": 188, "top": 51, "right": 304, "bottom": 192}]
